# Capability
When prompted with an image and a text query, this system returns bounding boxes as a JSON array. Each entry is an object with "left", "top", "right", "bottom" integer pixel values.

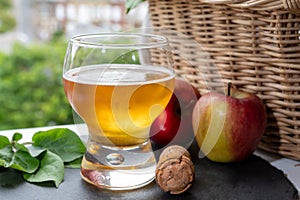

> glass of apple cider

[{"left": 62, "top": 33, "right": 175, "bottom": 190}]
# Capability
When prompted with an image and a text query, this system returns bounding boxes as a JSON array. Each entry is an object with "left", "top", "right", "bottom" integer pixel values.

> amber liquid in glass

[{"left": 63, "top": 64, "right": 174, "bottom": 147}]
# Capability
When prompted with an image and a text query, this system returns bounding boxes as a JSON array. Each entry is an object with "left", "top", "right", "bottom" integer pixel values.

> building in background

[{"left": 13, "top": 0, "right": 148, "bottom": 41}]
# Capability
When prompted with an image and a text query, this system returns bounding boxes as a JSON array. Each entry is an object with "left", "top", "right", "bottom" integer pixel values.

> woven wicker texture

[{"left": 148, "top": 0, "right": 300, "bottom": 160}]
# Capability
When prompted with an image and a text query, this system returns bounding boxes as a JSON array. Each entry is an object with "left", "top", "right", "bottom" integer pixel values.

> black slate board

[{"left": 0, "top": 143, "right": 298, "bottom": 200}]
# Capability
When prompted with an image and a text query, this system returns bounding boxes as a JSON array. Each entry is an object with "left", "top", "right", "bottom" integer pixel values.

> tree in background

[
  {"left": 0, "top": 0, "right": 16, "bottom": 33},
  {"left": 0, "top": 36, "right": 74, "bottom": 129}
]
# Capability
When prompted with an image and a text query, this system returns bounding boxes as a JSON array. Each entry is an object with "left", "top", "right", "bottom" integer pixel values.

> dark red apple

[{"left": 150, "top": 78, "right": 201, "bottom": 147}]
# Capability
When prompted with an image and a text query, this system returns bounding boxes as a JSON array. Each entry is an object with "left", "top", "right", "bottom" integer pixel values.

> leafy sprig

[
  {"left": 126, "top": 0, "right": 146, "bottom": 13},
  {"left": 0, "top": 128, "right": 86, "bottom": 187}
]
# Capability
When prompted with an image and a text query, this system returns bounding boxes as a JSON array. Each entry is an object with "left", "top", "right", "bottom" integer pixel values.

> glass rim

[{"left": 69, "top": 32, "right": 169, "bottom": 49}]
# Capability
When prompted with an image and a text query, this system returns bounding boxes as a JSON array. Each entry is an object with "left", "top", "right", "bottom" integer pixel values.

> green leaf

[
  {"left": 0, "top": 135, "right": 10, "bottom": 148},
  {"left": 26, "top": 146, "right": 46, "bottom": 157},
  {"left": 10, "top": 150, "right": 39, "bottom": 173},
  {"left": 32, "top": 128, "right": 86, "bottom": 162},
  {"left": 23, "top": 150, "right": 64, "bottom": 188},
  {"left": 12, "top": 132, "right": 22, "bottom": 142},
  {"left": 125, "top": 0, "right": 146, "bottom": 13},
  {"left": 0, "top": 159, "right": 5, "bottom": 166},
  {"left": 0, "top": 145, "right": 13, "bottom": 167},
  {"left": 0, "top": 140, "right": 39, "bottom": 173},
  {"left": 64, "top": 157, "right": 82, "bottom": 169},
  {"left": 13, "top": 142, "right": 29, "bottom": 152}
]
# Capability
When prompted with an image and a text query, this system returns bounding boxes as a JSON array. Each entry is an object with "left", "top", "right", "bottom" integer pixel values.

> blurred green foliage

[
  {"left": 0, "top": 37, "right": 74, "bottom": 130},
  {"left": 0, "top": 0, "right": 13, "bottom": 8},
  {"left": 0, "top": 0, "right": 16, "bottom": 33}
]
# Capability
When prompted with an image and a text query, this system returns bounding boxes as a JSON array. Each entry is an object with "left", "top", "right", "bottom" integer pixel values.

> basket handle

[{"left": 199, "top": 0, "right": 300, "bottom": 12}]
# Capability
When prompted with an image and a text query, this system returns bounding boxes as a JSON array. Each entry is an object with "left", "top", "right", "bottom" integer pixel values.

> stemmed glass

[{"left": 62, "top": 33, "right": 175, "bottom": 190}]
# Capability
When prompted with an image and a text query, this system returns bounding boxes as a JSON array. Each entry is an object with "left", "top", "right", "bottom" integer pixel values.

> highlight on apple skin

[
  {"left": 192, "top": 84, "right": 267, "bottom": 163},
  {"left": 150, "top": 78, "right": 201, "bottom": 147}
]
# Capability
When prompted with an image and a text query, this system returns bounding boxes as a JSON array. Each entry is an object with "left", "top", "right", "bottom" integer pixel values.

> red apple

[
  {"left": 150, "top": 78, "right": 200, "bottom": 147},
  {"left": 192, "top": 83, "right": 267, "bottom": 162}
]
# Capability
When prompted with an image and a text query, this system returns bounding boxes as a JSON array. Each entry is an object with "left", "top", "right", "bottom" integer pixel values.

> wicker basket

[{"left": 148, "top": 0, "right": 300, "bottom": 160}]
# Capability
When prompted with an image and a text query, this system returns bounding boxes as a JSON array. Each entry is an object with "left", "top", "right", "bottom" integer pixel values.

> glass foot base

[
  {"left": 80, "top": 140, "right": 156, "bottom": 190},
  {"left": 80, "top": 166, "right": 155, "bottom": 190}
]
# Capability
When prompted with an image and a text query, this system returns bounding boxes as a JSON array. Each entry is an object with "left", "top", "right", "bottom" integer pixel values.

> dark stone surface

[{"left": 0, "top": 143, "right": 298, "bottom": 200}]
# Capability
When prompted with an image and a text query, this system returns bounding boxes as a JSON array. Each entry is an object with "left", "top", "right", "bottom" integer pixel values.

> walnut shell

[{"left": 155, "top": 145, "right": 195, "bottom": 194}]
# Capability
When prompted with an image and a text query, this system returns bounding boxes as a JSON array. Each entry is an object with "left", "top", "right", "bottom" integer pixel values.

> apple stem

[{"left": 227, "top": 82, "right": 232, "bottom": 96}]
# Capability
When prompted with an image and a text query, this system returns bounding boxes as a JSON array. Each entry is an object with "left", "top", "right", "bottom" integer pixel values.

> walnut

[{"left": 155, "top": 145, "right": 195, "bottom": 194}]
